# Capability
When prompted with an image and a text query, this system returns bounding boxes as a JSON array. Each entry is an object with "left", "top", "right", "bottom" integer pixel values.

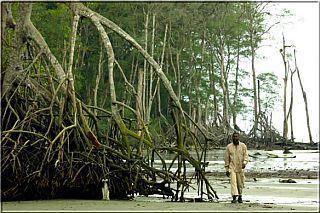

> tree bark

[
  {"left": 2, "top": 3, "right": 32, "bottom": 97},
  {"left": 67, "top": 13, "right": 80, "bottom": 119},
  {"left": 136, "top": 68, "right": 144, "bottom": 135}
]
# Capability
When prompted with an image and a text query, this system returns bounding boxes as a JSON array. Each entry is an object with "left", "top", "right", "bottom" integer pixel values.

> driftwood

[{"left": 279, "top": 179, "right": 296, "bottom": 183}]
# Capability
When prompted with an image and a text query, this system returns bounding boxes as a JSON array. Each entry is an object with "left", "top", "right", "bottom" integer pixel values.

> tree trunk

[
  {"left": 197, "top": 30, "right": 206, "bottom": 127},
  {"left": 94, "top": 44, "right": 104, "bottom": 116},
  {"left": 176, "top": 52, "right": 181, "bottom": 100},
  {"left": 142, "top": 11, "right": 149, "bottom": 123},
  {"left": 146, "top": 13, "right": 155, "bottom": 123},
  {"left": 2, "top": 3, "right": 32, "bottom": 97},
  {"left": 219, "top": 42, "right": 229, "bottom": 129},
  {"left": 250, "top": 42, "right": 258, "bottom": 138},
  {"left": 188, "top": 47, "right": 194, "bottom": 128},
  {"left": 294, "top": 50, "right": 313, "bottom": 143},
  {"left": 147, "top": 23, "right": 167, "bottom": 122},
  {"left": 209, "top": 46, "right": 218, "bottom": 127},
  {"left": 137, "top": 68, "right": 144, "bottom": 135},
  {"left": 67, "top": 13, "right": 80, "bottom": 118},
  {"left": 232, "top": 36, "right": 240, "bottom": 129},
  {"left": 280, "top": 35, "right": 289, "bottom": 144},
  {"left": 257, "top": 80, "right": 261, "bottom": 116},
  {"left": 289, "top": 68, "right": 295, "bottom": 142},
  {"left": 1, "top": 3, "right": 15, "bottom": 43},
  {"left": 257, "top": 79, "right": 261, "bottom": 136}
]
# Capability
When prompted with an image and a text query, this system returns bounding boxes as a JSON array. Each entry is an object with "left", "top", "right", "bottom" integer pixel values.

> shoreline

[
  {"left": 207, "top": 169, "right": 319, "bottom": 179},
  {"left": 2, "top": 198, "right": 318, "bottom": 212},
  {"left": 211, "top": 142, "right": 319, "bottom": 151},
  {"left": 2, "top": 177, "right": 319, "bottom": 212}
]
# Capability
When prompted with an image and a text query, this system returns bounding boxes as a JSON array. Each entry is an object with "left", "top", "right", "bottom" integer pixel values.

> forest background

[
  {"left": 1, "top": 1, "right": 319, "bottom": 201},
  {"left": 10, "top": 1, "right": 316, "bottom": 143}
]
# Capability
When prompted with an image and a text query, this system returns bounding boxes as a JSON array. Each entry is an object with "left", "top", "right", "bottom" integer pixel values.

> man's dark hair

[{"left": 232, "top": 132, "right": 239, "bottom": 136}]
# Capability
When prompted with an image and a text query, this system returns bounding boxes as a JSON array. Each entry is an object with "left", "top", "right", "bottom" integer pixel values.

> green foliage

[
  {"left": 10, "top": 2, "right": 284, "bottom": 133},
  {"left": 257, "top": 72, "right": 281, "bottom": 113},
  {"left": 31, "top": 3, "right": 72, "bottom": 61}
]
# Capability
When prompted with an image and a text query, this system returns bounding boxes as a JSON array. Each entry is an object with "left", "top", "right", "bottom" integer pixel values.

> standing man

[{"left": 224, "top": 132, "right": 249, "bottom": 203}]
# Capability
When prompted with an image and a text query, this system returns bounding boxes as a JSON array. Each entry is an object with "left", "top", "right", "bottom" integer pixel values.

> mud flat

[
  {"left": 208, "top": 169, "right": 319, "bottom": 179},
  {"left": 2, "top": 177, "right": 318, "bottom": 212},
  {"left": 1, "top": 199, "right": 318, "bottom": 212},
  {"left": 2, "top": 149, "right": 318, "bottom": 212}
]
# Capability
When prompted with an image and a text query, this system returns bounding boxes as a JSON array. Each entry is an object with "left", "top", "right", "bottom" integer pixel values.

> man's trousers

[{"left": 230, "top": 171, "right": 245, "bottom": 196}]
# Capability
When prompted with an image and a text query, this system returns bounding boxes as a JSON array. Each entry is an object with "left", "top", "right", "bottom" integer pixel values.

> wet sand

[
  {"left": 0, "top": 200, "right": 317, "bottom": 212},
  {"left": 2, "top": 150, "right": 318, "bottom": 212},
  {"left": 1, "top": 198, "right": 318, "bottom": 212},
  {"left": 2, "top": 177, "right": 319, "bottom": 212}
]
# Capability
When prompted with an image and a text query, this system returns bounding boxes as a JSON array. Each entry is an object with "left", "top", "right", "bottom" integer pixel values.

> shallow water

[
  {"left": 150, "top": 149, "right": 319, "bottom": 208},
  {"left": 153, "top": 149, "right": 319, "bottom": 173}
]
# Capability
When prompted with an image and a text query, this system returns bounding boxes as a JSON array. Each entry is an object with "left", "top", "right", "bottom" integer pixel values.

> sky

[{"left": 253, "top": 2, "right": 319, "bottom": 143}]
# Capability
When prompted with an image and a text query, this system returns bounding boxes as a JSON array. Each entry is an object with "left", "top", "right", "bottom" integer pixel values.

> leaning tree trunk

[
  {"left": 71, "top": 3, "right": 184, "bottom": 113},
  {"left": 294, "top": 50, "right": 313, "bottom": 143},
  {"left": 70, "top": 2, "right": 219, "bottom": 199}
]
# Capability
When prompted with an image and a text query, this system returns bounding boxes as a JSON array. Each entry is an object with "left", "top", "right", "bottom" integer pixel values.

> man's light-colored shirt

[{"left": 224, "top": 142, "right": 249, "bottom": 173}]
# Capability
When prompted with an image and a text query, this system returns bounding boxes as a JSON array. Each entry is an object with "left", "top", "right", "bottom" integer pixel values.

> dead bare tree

[
  {"left": 294, "top": 50, "right": 313, "bottom": 143},
  {"left": 280, "top": 34, "right": 290, "bottom": 144},
  {"left": 287, "top": 64, "right": 296, "bottom": 142}
]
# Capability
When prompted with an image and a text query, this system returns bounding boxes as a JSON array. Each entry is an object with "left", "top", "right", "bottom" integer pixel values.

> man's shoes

[
  {"left": 231, "top": 195, "right": 237, "bottom": 203},
  {"left": 238, "top": 195, "right": 243, "bottom": 203}
]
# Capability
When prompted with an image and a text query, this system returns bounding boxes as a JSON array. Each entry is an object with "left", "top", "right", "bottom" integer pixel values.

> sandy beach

[
  {"left": 2, "top": 177, "right": 319, "bottom": 212},
  {"left": 1, "top": 199, "right": 318, "bottom": 212},
  {"left": 2, "top": 150, "right": 318, "bottom": 212}
]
